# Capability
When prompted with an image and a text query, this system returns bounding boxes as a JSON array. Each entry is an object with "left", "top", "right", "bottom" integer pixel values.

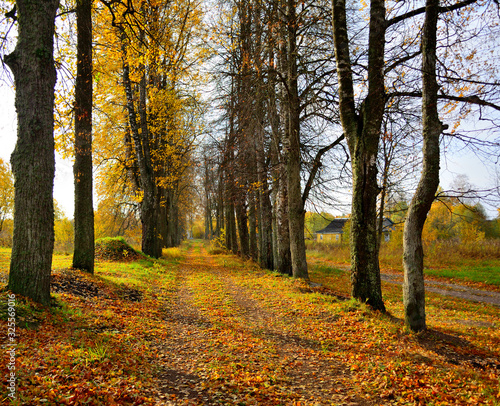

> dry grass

[
  {"left": 162, "top": 247, "right": 184, "bottom": 260},
  {"left": 308, "top": 239, "right": 500, "bottom": 266}
]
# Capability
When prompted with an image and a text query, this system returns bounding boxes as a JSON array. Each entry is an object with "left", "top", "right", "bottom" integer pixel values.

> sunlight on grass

[
  {"left": 0, "top": 247, "right": 9, "bottom": 281},
  {"left": 162, "top": 247, "right": 183, "bottom": 260},
  {"left": 425, "top": 265, "right": 500, "bottom": 286},
  {"left": 0, "top": 240, "right": 498, "bottom": 404}
]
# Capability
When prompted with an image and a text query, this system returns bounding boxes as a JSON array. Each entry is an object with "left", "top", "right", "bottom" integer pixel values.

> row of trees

[
  {"left": 202, "top": 0, "right": 345, "bottom": 277},
  {"left": 200, "top": 0, "right": 500, "bottom": 331},
  {"left": 1, "top": 0, "right": 205, "bottom": 304},
  {"left": 90, "top": 0, "right": 206, "bottom": 257},
  {"left": 0, "top": 0, "right": 498, "bottom": 334}
]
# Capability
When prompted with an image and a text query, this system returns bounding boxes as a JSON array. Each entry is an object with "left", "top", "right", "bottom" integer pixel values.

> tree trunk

[
  {"left": 286, "top": 0, "right": 308, "bottom": 279},
  {"left": 248, "top": 190, "right": 258, "bottom": 261},
  {"left": 332, "top": 0, "right": 386, "bottom": 311},
  {"left": 73, "top": 0, "right": 94, "bottom": 273},
  {"left": 121, "top": 38, "right": 161, "bottom": 258},
  {"left": 403, "top": 0, "right": 443, "bottom": 332},
  {"left": 277, "top": 171, "right": 292, "bottom": 275},
  {"left": 377, "top": 126, "right": 391, "bottom": 250},
  {"left": 158, "top": 190, "right": 168, "bottom": 247},
  {"left": 216, "top": 164, "right": 224, "bottom": 238},
  {"left": 257, "top": 126, "right": 274, "bottom": 270},
  {"left": 6, "top": 0, "right": 59, "bottom": 304},
  {"left": 350, "top": 150, "right": 384, "bottom": 309},
  {"left": 235, "top": 186, "right": 249, "bottom": 257},
  {"left": 273, "top": 37, "right": 292, "bottom": 275},
  {"left": 225, "top": 194, "right": 237, "bottom": 253}
]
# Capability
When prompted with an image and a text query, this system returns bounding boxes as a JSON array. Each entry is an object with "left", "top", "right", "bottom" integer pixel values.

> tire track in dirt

[{"left": 152, "top": 247, "right": 222, "bottom": 405}]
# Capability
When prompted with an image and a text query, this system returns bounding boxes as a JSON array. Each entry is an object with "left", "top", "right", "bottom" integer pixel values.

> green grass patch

[
  {"left": 96, "top": 256, "right": 176, "bottom": 296},
  {"left": 425, "top": 265, "right": 500, "bottom": 286},
  {"left": 309, "top": 263, "right": 344, "bottom": 276}
]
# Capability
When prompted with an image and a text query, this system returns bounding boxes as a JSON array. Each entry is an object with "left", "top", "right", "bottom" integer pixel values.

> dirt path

[
  {"left": 317, "top": 261, "right": 500, "bottom": 307},
  {"left": 379, "top": 273, "right": 500, "bottom": 307},
  {"left": 151, "top": 246, "right": 374, "bottom": 405}
]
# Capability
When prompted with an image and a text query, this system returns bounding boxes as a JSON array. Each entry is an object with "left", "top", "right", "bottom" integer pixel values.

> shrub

[
  {"left": 208, "top": 228, "right": 228, "bottom": 255},
  {"left": 95, "top": 237, "right": 143, "bottom": 261}
]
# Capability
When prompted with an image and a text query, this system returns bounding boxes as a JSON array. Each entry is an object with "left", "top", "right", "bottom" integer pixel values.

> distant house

[
  {"left": 316, "top": 218, "right": 395, "bottom": 243},
  {"left": 315, "top": 218, "right": 349, "bottom": 243}
]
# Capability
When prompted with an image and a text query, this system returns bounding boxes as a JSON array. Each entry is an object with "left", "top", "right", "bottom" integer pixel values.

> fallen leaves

[{"left": 0, "top": 241, "right": 499, "bottom": 405}]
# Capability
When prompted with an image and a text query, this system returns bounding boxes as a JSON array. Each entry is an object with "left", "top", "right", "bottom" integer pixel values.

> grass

[
  {"left": 0, "top": 246, "right": 179, "bottom": 404},
  {"left": 162, "top": 247, "right": 184, "bottom": 261},
  {"left": 425, "top": 264, "right": 500, "bottom": 286},
  {"left": 0, "top": 241, "right": 498, "bottom": 404},
  {"left": 307, "top": 239, "right": 500, "bottom": 288}
]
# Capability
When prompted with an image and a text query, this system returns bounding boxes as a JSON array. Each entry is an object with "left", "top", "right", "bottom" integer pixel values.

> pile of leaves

[
  {"left": 94, "top": 237, "right": 143, "bottom": 262},
  {"left": 51, "top": 270, "right": 102, "bottom": 299}
]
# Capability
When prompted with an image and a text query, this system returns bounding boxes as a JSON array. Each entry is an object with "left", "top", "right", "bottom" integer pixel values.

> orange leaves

[{"left": 1, "top": 242, "right": 499, "bottom": 404}]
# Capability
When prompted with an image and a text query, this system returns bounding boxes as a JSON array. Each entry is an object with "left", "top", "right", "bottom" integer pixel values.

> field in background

[{"left": 306, "top": 239, "right": 500, "bottom": 288}]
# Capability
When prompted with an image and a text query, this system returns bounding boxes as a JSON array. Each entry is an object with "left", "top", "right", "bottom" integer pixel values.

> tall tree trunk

[
  {"left": 273, "top": 38, "right": 292, "bottom": 275},
  {"left": 235, "top": 186, "right": 250, "bottom": 257},
  {"left": 73, "top": 0, "right": 94, "bottom": 273},
  {"left": 121, "top": 38, "right": 161, "bottom": 258},
  {"left": 269, "top": 99, "right": 281, "bottom": 272},
  {"left": 248, "top": 129, "right": 259, "bottom": 261},
  {"left": 286, "top": 0, "right": 308, "bottom": 279},
  {"left": 332, "top": 0, "right": 386, "bottom": 311},
  {"left": 225, "top": 186, "right": 238, "bottom": 253},
  {"left": 224, "top": 104, "right": 239, "bottom": 253},
  {"left": 204, "top": 160, "right": 212, "bottom": 240},
  {"left": 377, "top": 126, "right": 391, "bottom": 250},
  {"left": 158, "top": 190, "right": 168, "bottom": 247},
  {"left": 248, "top": 190, "right": 258, "bottom": 261},
  {"left": 138, "top": 68, "right": 161, "bottom": 257},
  {"left": 267, "top": 0, "right": 283, "bottom": 272},
  {"left": 276, "top": 171, "right": 292, "bottom": 275},
  {"left": 6, "top": 0, "right": 59, "bottom": 304},
  {"left": 216, "top": 163, "right": 224, "bottom": 238},
  {"left": 256, "top": 124, "right": 274, "bottom": 270},
  {"left": 403, "top": 0, "right": 443, "bottom": 332}
]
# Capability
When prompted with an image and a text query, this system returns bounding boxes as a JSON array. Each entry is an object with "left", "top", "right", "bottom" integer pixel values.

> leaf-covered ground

[{"left": 0, "top": 242, "right": 499, "bottom": 405}]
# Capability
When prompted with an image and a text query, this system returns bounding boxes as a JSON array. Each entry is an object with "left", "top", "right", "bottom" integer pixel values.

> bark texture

[
  {"left": 73, "top": 0, "right": 95, "bottom": 273},
  {"left": 332, "top": 0, "right": 386, "bottom": 310},
  {"left": 121, "top": 39, "right": 161, "bottom": 258},
  {"left": 403, "top": 0, "right": 442, "bottom": 332},
  {"left": 286, "top": 0, "right": 308, "bottom": 279},
  {"left": 6, "top": 0, "right": 60, "bottom": 304}
]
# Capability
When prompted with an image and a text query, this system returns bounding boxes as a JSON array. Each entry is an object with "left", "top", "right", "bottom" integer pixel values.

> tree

[
  {"left": 399, "top": 0, "right": 500, "bottom": 332},
  {"left": 209, "top": 0, "right": 342, "bottom": 276},
  {"left": 5, "top": 0, "right": 60, "bottom": 304},
  {"left": 331, "top": 0, "right": 386, "bottom": 311},
  {"left": 93, "top": 0, "right": 206, "bottom": 257},
  {"left": 120, "top": 30, "right": 162, "bottom": 258},
  {"left": 284, "top": 0, "right": 309, "bottom": 279},
  {"left": 73, "top": 0, "right": 95, "bottom": 273},
  {"left": 403, "top": 0, "right": 443, "bottom": 332}
]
